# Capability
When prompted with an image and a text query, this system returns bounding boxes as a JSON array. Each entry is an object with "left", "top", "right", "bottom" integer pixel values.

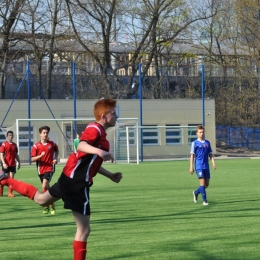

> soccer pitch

[{"left": 0, "top": 158, "right": 260, "bottom": 260}]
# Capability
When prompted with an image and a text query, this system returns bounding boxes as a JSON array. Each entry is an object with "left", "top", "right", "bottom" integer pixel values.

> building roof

[{"left": 0, "top": 36, "right": 252, "bottom": 57}]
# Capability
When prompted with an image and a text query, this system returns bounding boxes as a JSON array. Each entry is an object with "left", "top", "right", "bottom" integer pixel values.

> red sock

[
  {"left": 73, "top": 240, "right": 87, "bottom": 260},
  {"left": 1, "top": 178, "right": 38, "bottom": 200},
  {"left": 0, "top": 184, "right": 3, "bottom": 196}
]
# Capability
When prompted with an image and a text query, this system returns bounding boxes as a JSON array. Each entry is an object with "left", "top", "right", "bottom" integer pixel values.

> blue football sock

[
  {"left": 195, "top": 187, "right": 201, "bottom": 195},
  {"left": 200, "top": 186, "right": 207, "bottom": 201}
]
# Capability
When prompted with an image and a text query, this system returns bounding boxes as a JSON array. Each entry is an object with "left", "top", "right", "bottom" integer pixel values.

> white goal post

[
  {"left": 14, "top": 118, "right": 139, "bottom": 164},
  {"left": 1, "top": 121, "right": 200, "bottom": 163}
]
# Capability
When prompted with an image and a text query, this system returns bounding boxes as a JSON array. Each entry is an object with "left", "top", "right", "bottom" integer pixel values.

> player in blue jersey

[{"left": 189, "top": 125, "right": 216, "bottom": 206}]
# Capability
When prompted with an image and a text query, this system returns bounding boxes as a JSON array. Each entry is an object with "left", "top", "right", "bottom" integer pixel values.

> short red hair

[{"left": 94, "top": 99, "right": 117, "bottom": 121}]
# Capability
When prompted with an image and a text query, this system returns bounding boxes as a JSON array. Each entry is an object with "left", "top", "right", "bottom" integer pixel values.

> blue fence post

[
  {"left": 117, "top": 104, "right": 120, "bottom": 160},
  {"left": 201, "top": 64, "right": 205, "bottom": 126},
  {"left": 138, "top": 63, "right": 143, "bottom": 162},
  {"left": 27, "top": 60, "right": 32, "bottom": 164},
  {"left": 228, "top": 126, "right": 231, "bottom": 145},
  {"left": 246, "top": 128, "right": 249, "bottom": 149},
  {"left": 72, "top": 61, "right": 77, "bottom": 138}
]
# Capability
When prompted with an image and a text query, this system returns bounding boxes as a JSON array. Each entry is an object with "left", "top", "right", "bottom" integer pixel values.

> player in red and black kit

[
  {"left": 0, "top": 99, "right": 122, "bottom": 260},
  {"left": 31, "top": 126, "right": 59, "bottom": 214},
  {"left": 0, "top": 130, "right": 20, "bottom": 197}
]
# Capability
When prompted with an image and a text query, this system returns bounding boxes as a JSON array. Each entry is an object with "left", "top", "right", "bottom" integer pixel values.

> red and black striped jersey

[
  {"left": 0, "top": 141, "right": 18, "bottom": 167},
  {"left": 62, "top": 122, "right": 109, "bottom": 182},
  {"left": 31, "top": 140, "right": 58, "bottom": 175}
]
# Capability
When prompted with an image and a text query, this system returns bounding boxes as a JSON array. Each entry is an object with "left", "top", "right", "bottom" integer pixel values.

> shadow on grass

[{"left": 0, "top": 221, "right": 75, "bottom": 231}]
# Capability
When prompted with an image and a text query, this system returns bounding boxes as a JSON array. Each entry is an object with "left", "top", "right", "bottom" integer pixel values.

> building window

[
  {"left": 19, "top": 126, "right": 34, "bottom": 148},
  {"left": 0, "top": 129, "right": 6, "bottom": 145},
  {"left": 142, "top": 125, "right": 159, "bottom": 145},
  {"left": 117, "top": 124, "right": 136, "bottom": 146},
  {"left": 166, "top": 124, "right": 181, "bottom": 144},
  {"left": 188, "top": 124, "right": 198, "bottom": 143}
]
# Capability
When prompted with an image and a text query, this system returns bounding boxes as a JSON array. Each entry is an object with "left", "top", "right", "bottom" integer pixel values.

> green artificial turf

[{"left": 0, "top": 159, "right": 260, "bottom": 259}]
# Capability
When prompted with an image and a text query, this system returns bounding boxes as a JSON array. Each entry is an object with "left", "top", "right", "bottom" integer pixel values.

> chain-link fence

[{"left": 4, "top": 61, "right": 260, "bottom": 100}]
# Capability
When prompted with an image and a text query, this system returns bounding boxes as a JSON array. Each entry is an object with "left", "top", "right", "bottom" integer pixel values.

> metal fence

[
  {"left": 3, "top": 60, "right": 260, "bottom": 100},
  {"left": 216, "top": 125, "right": 260, "bottom": 150}
]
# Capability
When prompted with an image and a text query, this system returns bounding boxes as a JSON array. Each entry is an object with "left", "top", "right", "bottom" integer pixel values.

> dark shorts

[
  {"left": 38, "top": 172, "right": 54, "bottom": 183},
  {"left": 2, "top": 166, "right": 16, "bottom": 174},
  {"left": 49, "top": 173, "right": 91, "bottom": 216}
]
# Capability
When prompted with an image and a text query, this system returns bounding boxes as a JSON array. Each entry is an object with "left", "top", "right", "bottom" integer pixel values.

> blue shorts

[{"left": 196, "top": 169, "right": 210, "bottom": 179}]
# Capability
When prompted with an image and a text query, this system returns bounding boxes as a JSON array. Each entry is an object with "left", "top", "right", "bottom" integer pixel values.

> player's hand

[
  {"left": 3, "top": 163, "right": 8, "bottom": 169},
  {"left": 110, "top": 172, "right": 122, "bottom": 183},
  {"left": 99, "top": 150, "right": 114, "bottom": 162},
  {"left": 40, "top": 151, "right": 45, "bottom": 157},
  {"left": 189, "top": 168, "right": 194, "bottom": 174},
  {"left": 53, "top": 159, "right": 58, "bottom": 164},
  {"left": 212, "top": 163, "right": 216, "bottom": 170},
  {"left": 17, "top": 163, "right": 20, "bottom": 170}
]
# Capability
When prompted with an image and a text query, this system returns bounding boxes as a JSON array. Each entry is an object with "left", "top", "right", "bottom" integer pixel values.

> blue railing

[{"left": 216, "top": 125, "right": 260, "bottom": 150}]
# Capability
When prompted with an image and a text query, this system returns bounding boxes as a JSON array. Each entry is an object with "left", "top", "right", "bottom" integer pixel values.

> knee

[
  {"left": 85, "top": 226, "right": 91, "bottom": 239},
  {"left": 77, "top": 227, "right": 91, "bottom": 242},
  {"left": 33, "top": 192, "right": 49, "bottom": 206}
]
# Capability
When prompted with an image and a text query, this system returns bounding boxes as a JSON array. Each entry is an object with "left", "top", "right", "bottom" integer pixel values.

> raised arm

[
  {"left": 31, "top": 152, "right": 45, "bottom": 162},
  {"left": 98, "top": 166, "right": 122, "bottom": 183},
  {"left": 77, "top": 141, "right": 114, "bottom": 162}
]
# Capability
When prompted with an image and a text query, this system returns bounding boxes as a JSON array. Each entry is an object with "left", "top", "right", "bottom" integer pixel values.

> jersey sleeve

[
  {"left": 190, "top": 141, "right": 195, "bottom": 154},
  {"left": 31, "top": 144, "right": 37, "bottom": 157},
  {"left": 81, "top": 125, "right": 101, "bottom": 146},
  {"left": 0, "top": 143, "right": 5, "bottom": 153}
]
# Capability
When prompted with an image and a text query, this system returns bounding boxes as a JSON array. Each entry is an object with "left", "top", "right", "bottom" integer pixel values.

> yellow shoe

[
  {"left": 50, "top": 205, "right": 56, "bottom": 215},
  {"left": 42, "top": 207, "right": 49, "bottom": 214}
]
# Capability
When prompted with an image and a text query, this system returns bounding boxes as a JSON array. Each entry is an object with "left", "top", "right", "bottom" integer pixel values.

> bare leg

[
  {"left": 42, "top": 179, "right": 50, "bottom": 191},
  {"left": 204, "top": 178, "right": 210, "bottom": 188},
  {"left": 8, "top": 172, "right": 15, "bottom": 197},
  {"left": 72, "top": 211, "right": 90, "bottom": 260},
  {"left": 33, "top": 190, "right": 60, "bottom": 206},
  {"left": 72, "top": 211, "right": 91, "bottom": 241},
  {"left": 0, "top": 176, "right": 60, "bottom": 206}
]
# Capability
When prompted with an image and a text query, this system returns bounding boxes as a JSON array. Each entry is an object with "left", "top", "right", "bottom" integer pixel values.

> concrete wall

[{"left": 0, "top": 99, "right": 215, "bottom": 161}]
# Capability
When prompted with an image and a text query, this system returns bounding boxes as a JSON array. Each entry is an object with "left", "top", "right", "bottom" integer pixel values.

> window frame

[
  {"left": 165, "top": 124, "right": 182, "bottom": 145},
  {"left": 188, "top": 124, "right": 198, "bottom": 143},
  {"left": 142, "top": 125, "right": 159, "bottom": 146},
  {"left": 18, "top": 126, "right": 34, "bottom": 149}
]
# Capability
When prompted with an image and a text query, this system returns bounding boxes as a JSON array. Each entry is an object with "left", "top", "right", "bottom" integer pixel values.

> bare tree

[
  {"left": 64, "top": 0, "right": 216, "bottom": 99},
  {"left": 0, "top": 0, "right": 25, "bottom": 99},
  {"left": 17, "top": 0, "right": 66, "bottom": 99},
  {"left": 192, "top": 0, "right": 260, "bottom": 127}
]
